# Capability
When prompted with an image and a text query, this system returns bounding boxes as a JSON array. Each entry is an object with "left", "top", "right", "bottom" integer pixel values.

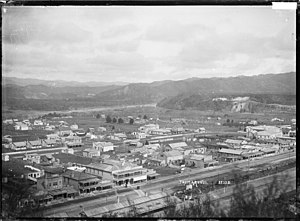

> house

[
  {"left": 144, "top": 144, "right": 160, "bottom": 150},
  {"left": 217, "top": 148, "right": 245, "bottom": 162},
  {"left": 23, "top": 153, "right": 41, "bottom": 164},
  {"left": 248, "top": 120, "right": 258, "bottom": 125},
  {"left": 185, "top": 155, "right": 205, "bottom": 168},
  {"left": 97, "top": 127, "right": 107, "bottom": 132},
  {"left": 45, "top": 125, "right": 55, "bottom": 131},
  {"left": 195, "top": 127, "right": 206, "bottom": 133},
  {"left": 164, "top": 150, "right": 183, "bottom": 165},
  {"left": 288, "top": 130, "right": 296, "bottom": 138},
  {"left": 43, "top": 139, "right": 58, "bottom": 148},
  {"left": 114, "top": 133, "right": 127, "bottom": 140},
  {"left": 145, "top": 158, "right": 165, "bottom": 167},
  {"left": 70, "top": 124, "right": 79, "bottom": 130},
  {"left": 81, "top": 159, "right": 150, "bottom": 187},
  {"left": 62, "top": 170, "right": 103, "bottom": 194},
  {"left": 57, "top": 129, "right": 72, "bottom": 137},
  {"left": 34, "top": 120, "right": 44, "bottom": 126},
  {"left": 11, "top": 141, "right": 28, "bottom": 150},
  {"left": 28, "top": 140, "right": 43, "bottom": 149},
  {"left": 166, "top": 142, "right": 188, "bottom": 151},
  {"left": 2, "top": 153, "right": 9, "bottom": 162},
  {"left": 171, "top": 125, "right": 185, "bottom": 134},
  {"left": 46, "top": 134, "right": 61, "bottom": 141},
  {"left": 132, "top": 132, "right": 147, "bottom": 139},
  {"left": 93, "top": 142, "right": 114, "bottom": 152},
  {"left": 148, "top": 129, "right": 171, "bottom": 136},
  {"left": 14, "top": 123, "right": 29, "bottom": 131},
  {"left": 83, "top": 148, "right": 101, "bottom": 158},
  {"left": 271, "top": 118, "right": 284, "bottom": 122},
  {"left": 3, "top": 119, "right": 14, "bottom": 125},
  {"left": 224, "top": 139, "right": 245, "bottom": 148},
  {"left": 36, "top": 171, "right": 78, "bottom": 203},
  {"left": 64, "top": 135, "right": 84, "bottom": 148},
  {"left": 138, "top": 124, "right": 159, "bottom": 134}
]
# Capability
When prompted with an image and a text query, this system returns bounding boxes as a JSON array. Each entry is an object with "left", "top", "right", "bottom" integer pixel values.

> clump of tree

[
  {"left": 118, "top": 118, "right": 124, "bottom": 124},
  {"left": 106, "top": 115, "right": 112, "bottom": 123},
  {"left": 112, "top": 117, "right": 117, "bottom": 123},
  {"left": 1, "top": 178, "right": 45, "bottom": 219},
  {"left": 96, "top": 113, "right": 101, "bottom": 119},
  {"left": 129, "top": 118, "right": 134, "bottom": 125}
]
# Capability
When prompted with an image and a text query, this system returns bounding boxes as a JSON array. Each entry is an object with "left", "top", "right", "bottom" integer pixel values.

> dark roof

[
  {"left": 43, "top": 166, "right": 65, "bottom": 175},
  {"left": 62, "top": 169, "right": 99, "bottom": 181},
  {"left": 52, "top": 153, "right": 93, "bottom": 165}
]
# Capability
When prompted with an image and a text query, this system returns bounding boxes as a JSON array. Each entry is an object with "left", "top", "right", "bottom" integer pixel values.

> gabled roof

[
  {"left": 164, "top": 150, "right": 183, "bottom": 157},
  {"left": 29, "top": 140, "right": 42, "bottom": 145},
  {"left": 168, "top": 142, "right": 188, "bottom": 149},
  {"left": 218, "top": 148, "right": 244, "bottom": 155},
  {"left": 62, "top": 169, "right": 99, "bottom": 181},
  {"left": 13, "top": 141, "right": 27, "bottom": 147}
]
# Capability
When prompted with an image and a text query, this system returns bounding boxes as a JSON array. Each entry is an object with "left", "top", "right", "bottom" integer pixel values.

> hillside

[
  {"left": 157, "top": 94, "right": 296, "bottom": 112},
  {"left": 2, "top": 72, "right": 296, "bottom": 111},
  {"left": 2, "top": 77, "right": 128, "bottom": 87},
  {"left": 97, "top": 72, "right": 296, "bottom": 103}
]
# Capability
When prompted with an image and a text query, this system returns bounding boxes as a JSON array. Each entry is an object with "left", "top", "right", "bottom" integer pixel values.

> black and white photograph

[{"left": 1, "top": 5, "right": 297, "bottom": 219}]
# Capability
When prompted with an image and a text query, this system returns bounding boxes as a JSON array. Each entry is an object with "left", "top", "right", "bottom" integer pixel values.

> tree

[
  {"left": 143, "top": 115, "right": 147, "bottom": 120},
  {"left": 129, "top": 118, "right": 134, "bottom": 125},
  {"left": 227, "top": 119, "right": 230, "bottom": 123},
  {"left": 112, "top": 118, "right": 117, "bottom": 123},
  {"left": 106, "top": 115, "right": 112, "bottom": 123},
  {"left": 96, "top": 113, "right": 101, "bottom": 119},
  {"left": 118, "top": 118, "right": 124, "bottom": 124},
  {"left": 138, "top": 114, "right": 142, "bottom": 119},
  {"left": 231, "top": 119, "right": 234, "bottom": 123}
]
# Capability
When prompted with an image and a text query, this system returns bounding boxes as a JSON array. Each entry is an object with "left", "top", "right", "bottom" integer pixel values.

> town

[{"left": 2, "top": 108, "right": 296, "bottom": 217}]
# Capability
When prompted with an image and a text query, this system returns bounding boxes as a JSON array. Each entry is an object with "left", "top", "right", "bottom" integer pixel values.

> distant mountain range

[
  {"left": 2, "top": 72, "right": 296, "bottom": 111},
  {"left": 2, "top": 77, "right": 129, "bottom": 87}
]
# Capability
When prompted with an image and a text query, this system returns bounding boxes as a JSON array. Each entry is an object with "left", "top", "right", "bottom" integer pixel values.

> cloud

[{"left": 144, "top": 20, "right": 211, "bottom": 43}]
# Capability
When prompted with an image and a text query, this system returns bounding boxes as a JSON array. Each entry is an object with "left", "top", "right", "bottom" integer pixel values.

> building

[
  {"left": 64, "top": 135, "right": 84, "bottom": 148},
  {"left": 148, "top": 129, "right": 171, "bottom": 136},
  {"left": 164, "top": 150, "right": 183, "bottom": 165},
  {"left": 139, "top": 124, "right": 159, "bottom": 134},
  {"left": 36, "top": 171, "right": 78, "bottom": 204},
  {"left": 28, "top": 140, "right": 43, "bottom": 149},
  {"left": 34, "top": 120, "right": 44, "bottom": 126},
  {"left": 93, "top": 142, "right": 114, "bottom": 152},
  {"left": 70, "top": 124, "right": 79, "bottom": 130},
  {"left": 132, "top": 132, "right": 147, "bottom": 139},
  {"left": 14, "top": 123, "right": 29, "bottom": 131},
  {"left": 224, "top": 139, "right": 245, "bottom": 148},
  {"left": 62, "top": 170, "right": 103, "bottom": 194},
  {"left": 2, "top": 153, "right": 9, "bottom": 162},
  {"left": 23, "top": 153, "right": 41, "bottom": 164},
  {"left": 83, "top": 148, "right": 101, "bottom": 158},
  {"left": 11, "top": 141, "right": 28, "bottom": 150},
  {"left": 185, "top": 155, "right": 204, "bottom": 168},
  {"left": 167, "top": 142, "right": 188, "bottom": 149},
  {"left": 217, "top": 148, "right": 245, "bottom": 162}
]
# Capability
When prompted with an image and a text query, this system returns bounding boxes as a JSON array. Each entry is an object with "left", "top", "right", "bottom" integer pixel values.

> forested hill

[{"left": 2, "top": 72, "right": 296, "bottom": 111}]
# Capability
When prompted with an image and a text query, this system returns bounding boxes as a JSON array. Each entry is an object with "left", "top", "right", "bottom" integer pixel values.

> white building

[{"left": 93, "top": 142, "right": 114, "bottom": 152}]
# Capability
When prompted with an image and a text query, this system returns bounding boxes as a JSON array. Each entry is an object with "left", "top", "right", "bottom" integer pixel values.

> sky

[{"left": 2, "top": 6, "right": 296, "bottom": 83}]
